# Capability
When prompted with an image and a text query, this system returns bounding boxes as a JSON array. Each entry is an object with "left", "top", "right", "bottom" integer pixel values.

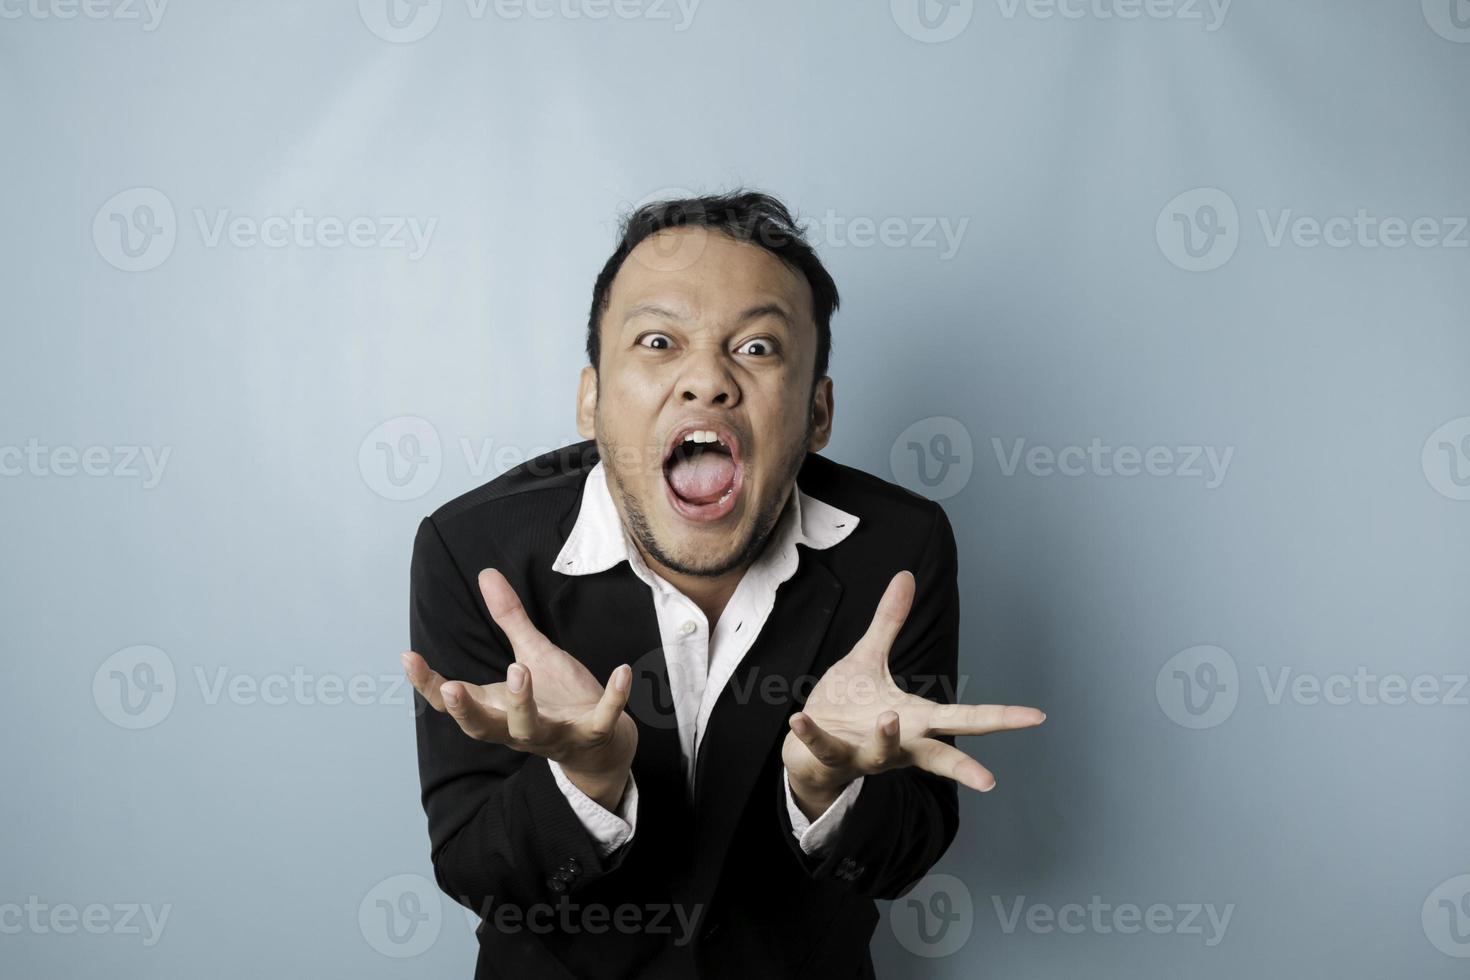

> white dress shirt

[{"left": 546, "top": 460, "right": 865, "bottom": 858}]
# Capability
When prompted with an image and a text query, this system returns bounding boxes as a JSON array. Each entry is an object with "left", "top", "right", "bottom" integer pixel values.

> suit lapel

[
  {"left": 541, "top": 452, "right": 846, "bottom": 906},
  {"left": 687, "top": 550, "right": 843, "bottom": 904}
]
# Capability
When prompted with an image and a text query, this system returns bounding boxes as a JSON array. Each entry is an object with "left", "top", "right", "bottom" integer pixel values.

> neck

[
  {"left": 645, "top": 560, "right": 744, "bottom": 627},
  {"left": 632, "top": 486, "right": 798, "bottom": 627}
]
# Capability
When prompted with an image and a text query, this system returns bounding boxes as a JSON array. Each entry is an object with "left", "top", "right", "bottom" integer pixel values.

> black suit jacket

[{"left": 409, "top": 440, "right": 962, "bottom": 979}]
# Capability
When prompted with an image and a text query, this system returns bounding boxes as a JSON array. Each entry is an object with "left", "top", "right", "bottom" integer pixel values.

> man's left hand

[{"left": 782, "top": 571, "right": 1046, "bottom": 820}]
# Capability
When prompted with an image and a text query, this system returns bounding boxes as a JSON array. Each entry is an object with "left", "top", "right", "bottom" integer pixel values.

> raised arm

[
  {"left": 778, "top": 504, "right": 1045, "bottom": 898},
  {"left": 406, "top": 516, "right": 638, "bottom": 916}
]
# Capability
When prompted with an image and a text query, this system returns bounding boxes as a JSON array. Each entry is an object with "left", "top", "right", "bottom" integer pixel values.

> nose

[{"left": 678, "top": 347, "right": 740, "bottom": 408}]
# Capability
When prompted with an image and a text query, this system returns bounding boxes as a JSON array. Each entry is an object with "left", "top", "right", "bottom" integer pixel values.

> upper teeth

[{"left": 683, "top": 430, "right": 723, "bottom": 445}]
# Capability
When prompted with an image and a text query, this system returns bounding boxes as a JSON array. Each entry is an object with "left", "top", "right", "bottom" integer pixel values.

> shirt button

[{"left": 680, "top": 620, "right": 697, "bottom": 636}]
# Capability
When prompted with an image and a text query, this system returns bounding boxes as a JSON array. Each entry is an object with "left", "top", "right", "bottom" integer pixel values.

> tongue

[{"left": 667, "top": 452, "right": 736, "bottom": 504}]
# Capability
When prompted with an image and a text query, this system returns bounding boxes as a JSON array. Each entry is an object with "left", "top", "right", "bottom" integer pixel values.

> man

[{"left": 402, "top": 191, "right": 1045, "bottom": 979}]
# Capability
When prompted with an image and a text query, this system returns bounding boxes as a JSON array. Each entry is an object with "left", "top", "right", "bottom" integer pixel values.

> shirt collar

[{"left": 552, "top": 460, "right": 858, "bottom": 579}]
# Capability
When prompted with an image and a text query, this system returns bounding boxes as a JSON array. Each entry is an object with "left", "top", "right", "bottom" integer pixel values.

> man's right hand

[{"left": 403, "top": 568, "right": 637, "bottom": 811}]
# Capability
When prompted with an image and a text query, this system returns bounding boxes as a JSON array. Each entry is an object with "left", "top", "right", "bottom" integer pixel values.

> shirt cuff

[
  {"left": 783, "top": 768, "right": 864, "bottom": 856},
  {"left": 548, "top": 759, "right": 638, "bottom": 857}
]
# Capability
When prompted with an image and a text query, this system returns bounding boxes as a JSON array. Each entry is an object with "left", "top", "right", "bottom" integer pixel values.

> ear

[
  {"left": 808, "top": 376, "right": 833, "bottom": 452},
  {"left": 576, "top": 365, "right": 598, "bottom": 439}
]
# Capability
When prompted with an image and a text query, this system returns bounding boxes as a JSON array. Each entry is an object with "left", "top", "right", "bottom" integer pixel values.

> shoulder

[
  {"left": 798, "top": 452, "right": 954, "bottom": 566},
  {"left": 799, "top": 451, "right": 948, "bottom": 538},
  {"left": 418, "top": 440, "right": 596, "bottom": 563}
]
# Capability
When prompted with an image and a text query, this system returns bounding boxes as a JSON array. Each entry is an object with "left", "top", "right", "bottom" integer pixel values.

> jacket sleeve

[
  {"left": 409, "top": 516, "right": 632, "bottom": 917},
  {"left": 775, "top": 500, "right": 962, "bottom": 899}
]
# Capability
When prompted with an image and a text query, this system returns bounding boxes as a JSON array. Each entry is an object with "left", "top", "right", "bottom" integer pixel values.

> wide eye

[
  {"left": 736, "top": 337, "right": 774, "bottom": 356},
  {"left": 638, "top": 333, "right": 674, "bottom": 351}
]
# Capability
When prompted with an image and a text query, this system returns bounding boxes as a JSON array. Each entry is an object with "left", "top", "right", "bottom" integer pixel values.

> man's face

[{"left": 578, "top": 227, "right": 833, "bottom": 578}]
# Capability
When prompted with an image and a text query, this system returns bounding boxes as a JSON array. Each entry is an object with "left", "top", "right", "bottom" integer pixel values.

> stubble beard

[{"left": 601, "top": 411, "right": 814, "bottom": 579}]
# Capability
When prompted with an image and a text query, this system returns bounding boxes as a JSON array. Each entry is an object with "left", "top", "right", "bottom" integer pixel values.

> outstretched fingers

[
  {"left": 504, "top": 663, "right": 540, "bottom": 742},
  {"left": 855, "top": 571, "right": 916, "bottom": 665},
  {"left": 855, "top": 710, "right": 902, "bottom": 771},
  {"left": 439, "top": 680, "right": 509, "bottom": 743},
  {"left": 925, "top": 703, "right": 1047, "bottom": 737},
  {"left": 788, "top": 712, "right": 854, "bottom": 771},
  {"left": 908, "top": 737, "right": 996, "bottom": 792},
  {"left": 478, "top": 568, "right": 555, "bottom": 662},
  {"left": 579, "top": 664, "right": 632, "bottom": 742},
  {"left": 401, "top": 650, "right": 451, "bottom": 711}
]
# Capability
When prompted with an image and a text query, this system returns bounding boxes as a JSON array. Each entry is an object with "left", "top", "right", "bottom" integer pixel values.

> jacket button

[{"left": 546, "top": 875, "right": 567, "bottom": 894}]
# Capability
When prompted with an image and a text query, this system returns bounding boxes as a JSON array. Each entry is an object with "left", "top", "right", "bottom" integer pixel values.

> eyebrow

[{"left": 622, "top": 302, "right": 794, "bottom": 330}]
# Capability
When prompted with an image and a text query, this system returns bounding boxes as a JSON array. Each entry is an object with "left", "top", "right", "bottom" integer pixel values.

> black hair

[{"left": 586, "top": 190, "right": 839, "bottom": 380}]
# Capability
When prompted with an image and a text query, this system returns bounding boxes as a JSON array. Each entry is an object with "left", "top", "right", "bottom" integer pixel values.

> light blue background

[{"left": 2, "top": 1, "right": 1468, "bottom": 976}]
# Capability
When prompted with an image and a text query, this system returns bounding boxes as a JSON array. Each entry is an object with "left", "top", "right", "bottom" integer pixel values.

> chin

[{"left": 644, "top": 512, "right": 754, "bottom": 576}]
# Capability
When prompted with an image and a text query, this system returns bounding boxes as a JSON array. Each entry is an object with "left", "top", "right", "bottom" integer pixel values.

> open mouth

[{"left": 661, "top": 423, "right": 744, "bottom": 523}]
